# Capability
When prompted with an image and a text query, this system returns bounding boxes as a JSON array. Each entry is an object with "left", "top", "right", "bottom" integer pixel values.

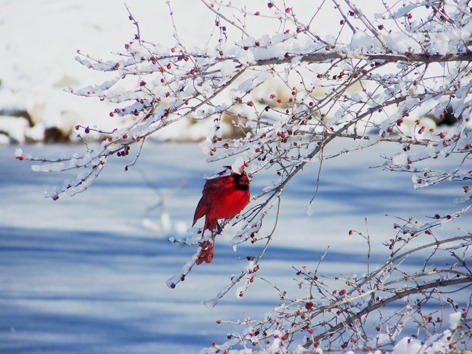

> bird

[{"left": 192, "top": 166, "right": 250, "bottom": 264}]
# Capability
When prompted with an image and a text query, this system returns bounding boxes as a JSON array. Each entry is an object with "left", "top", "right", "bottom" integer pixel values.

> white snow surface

[
  {"left": 0, "top": 0, "right": 216, "bottom": 142},
  {"left": 1, "top": 140, "right": 470, "bottom": 352}
]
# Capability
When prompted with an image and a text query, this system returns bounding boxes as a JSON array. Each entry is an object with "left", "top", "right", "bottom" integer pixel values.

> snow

[
  {"left": 0, "top": 116, "right": 29, "bottom": 144},
  {"left": 392, "top": 152, "right": 409, "bottom": 167},
  {"left": 0, "top": 0, "right": 216, "bottom": 143},
  {"left": 448, "top": 312, "right": 462, "bottom": 330},
  {"left": 1, "top": 140, "right": 470, "bottom": 352},
  {"left": 383, "top": 32, "right": 422, "bottom": 53},
  {"left": 392, "top": 337, "right": 423, "bottom": 353}
]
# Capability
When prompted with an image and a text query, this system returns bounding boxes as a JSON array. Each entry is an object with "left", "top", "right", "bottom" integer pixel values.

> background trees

[{"left": 20, "top": 0, "right": 471, "bottom": 351}]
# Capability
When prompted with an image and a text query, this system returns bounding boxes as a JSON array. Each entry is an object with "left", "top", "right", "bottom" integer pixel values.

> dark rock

[{"left": 44, "top": 127, "right": 70, "bottom": 143}]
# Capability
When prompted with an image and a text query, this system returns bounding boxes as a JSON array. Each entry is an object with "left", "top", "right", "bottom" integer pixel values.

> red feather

[{"left": 192, "top": 167, "right": 250, "bottom": 263}]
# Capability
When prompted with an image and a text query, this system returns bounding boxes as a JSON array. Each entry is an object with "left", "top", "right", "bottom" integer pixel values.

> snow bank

[{"left": 0, "top": 0, "right": 213, "bottom": 143}]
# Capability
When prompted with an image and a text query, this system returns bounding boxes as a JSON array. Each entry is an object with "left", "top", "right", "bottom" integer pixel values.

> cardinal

[{"left": 193, "top": 166, "right": 250, "bottom": 264}]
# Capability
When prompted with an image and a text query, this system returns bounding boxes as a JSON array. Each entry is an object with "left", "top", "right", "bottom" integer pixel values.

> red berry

[
  {"left": 268, "top": 2, "right": 273, "bottom": 8},
  {"left": 140, "top": 80, "right": 146, "bottom": 86},
  {"left": 17, "top": 155, "right": 24, "bottom": 161},
  {"left": 254, "top": 11, "right": 260, "bottom": 16}
]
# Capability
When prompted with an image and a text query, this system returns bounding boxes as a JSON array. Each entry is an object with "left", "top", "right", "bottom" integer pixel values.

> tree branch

[
  {"left": 305, "top": 276, "right": 472, "bottom": 348},
  {"left": 255, "top": 51, "right": 472, "bottom": 66}
]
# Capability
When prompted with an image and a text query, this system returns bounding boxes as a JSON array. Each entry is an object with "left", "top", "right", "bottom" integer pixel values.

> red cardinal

[{"left": 193, "top": 166, "right": 250, "bottom": 264}]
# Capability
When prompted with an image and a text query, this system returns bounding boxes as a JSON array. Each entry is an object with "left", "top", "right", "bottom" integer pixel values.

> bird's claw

[{"left": 196, "top": 240, "right": 214, "bottom": 264}]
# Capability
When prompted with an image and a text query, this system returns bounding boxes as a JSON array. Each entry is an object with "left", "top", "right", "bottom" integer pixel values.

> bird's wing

[
  {"left": 193, "top": 197, "right": 209, "bottom": 226},
  {"left": 193, "top": 176, "right": 236, "bottom": 226}
]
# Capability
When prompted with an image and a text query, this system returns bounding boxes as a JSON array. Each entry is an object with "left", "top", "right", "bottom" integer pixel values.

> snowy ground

[
  {"left": 1, "top": 140, "right": 470, "bottom": 353},
  {"left": 0, "top": 0, "right": 222, "bottom": 143}
]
